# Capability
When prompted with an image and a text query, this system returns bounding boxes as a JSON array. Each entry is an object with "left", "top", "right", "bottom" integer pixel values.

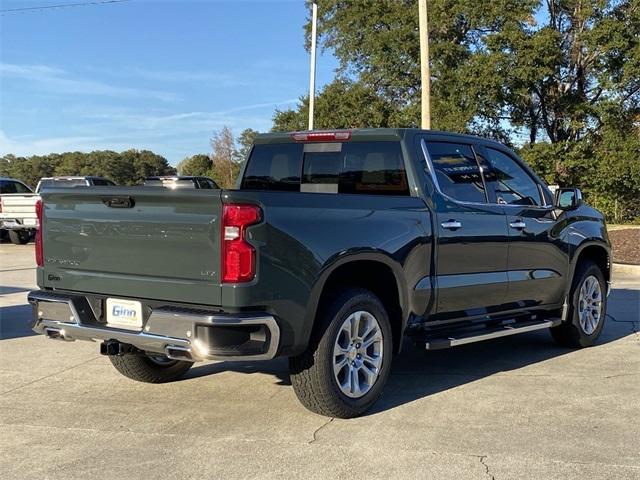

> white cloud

[
  {"left": 81, "top": 98, "right": 298, "bottom": 131},
  {"left": 0, "top": 98, "right": 297, "bottom": 161},
  {"left": 0, "top": 129, "right": 123, "bottom": 157},
  {"left": 112, "top": 67, "right": 250, "bottom": 87},
  {"left": 0, "top": 62, "right": 177, "bottom": 102}
]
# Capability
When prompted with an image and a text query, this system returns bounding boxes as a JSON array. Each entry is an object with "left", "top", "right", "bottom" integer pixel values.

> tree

[
  {"left": 210, "top": 127, "right": 242, "bottom": 188},
  {"left": 235, "top": 128, "right": 260, "bottom": 163},
  {"left": 273, "top": 79, "right": 394, "bottom": 131},
  {"left": 177, "top": 154, "right": 212, "bottom": 176},
  {"left": 274, "top": 0, "right": 639, "bottom": 221},
  {"left": 0, "top": 150, "right": 175, "bottom": 187}
]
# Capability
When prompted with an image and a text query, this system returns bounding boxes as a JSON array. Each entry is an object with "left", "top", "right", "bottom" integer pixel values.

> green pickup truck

[{"left": 29, "top": 129, "right": 611, "bottom": 418}]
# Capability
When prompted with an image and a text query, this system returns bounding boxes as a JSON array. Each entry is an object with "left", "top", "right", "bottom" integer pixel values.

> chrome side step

[{"left": 424, "top": 319, "right": 562, "bottom": 350}]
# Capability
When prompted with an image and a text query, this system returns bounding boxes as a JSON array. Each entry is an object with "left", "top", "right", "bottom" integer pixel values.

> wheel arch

[
  {"left": 301, "top": 252, "right": 409, "bottom": 355},
  {"left": 568, "top": 241, "right": 611, "bottom": 294}
]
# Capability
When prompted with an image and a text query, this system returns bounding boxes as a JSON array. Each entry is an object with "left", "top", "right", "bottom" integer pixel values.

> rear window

[
  {"left": 39, "top": 179, "right": 88, "bottom": 190},
  {"left": 241, "top": 141, "right": 409, "bottom": 196},
  {"left": 241, "top": 143, "right": 303, "bottom": 191},
  {"left": 144, "top": 178, "right": 198, "bottom": 189}
]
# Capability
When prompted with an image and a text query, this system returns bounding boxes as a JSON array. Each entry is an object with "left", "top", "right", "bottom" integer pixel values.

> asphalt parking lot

[{"left": 1, "top": 242, "right": 638, "bottom": 479}]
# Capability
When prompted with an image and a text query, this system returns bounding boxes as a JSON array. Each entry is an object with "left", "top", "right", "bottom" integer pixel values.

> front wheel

[
  {"left": 550, "top": 260, "right": 607, "bottom": 348},
  {"left": 109, "top": 354, "right": 193, "bottom": 383},
  {"left": 289, "top": 288, "right": 393, "bottom": 418},
  {"left": 8, "top": 230, "right": 31, "bottom": 245}
]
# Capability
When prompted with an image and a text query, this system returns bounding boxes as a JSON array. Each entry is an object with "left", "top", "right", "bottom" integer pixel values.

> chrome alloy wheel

[
  {"left": 578, "top": 275, "right": 603, "bottom": 335},
  {"left": 333, "top": 310, "right": 384, "bottom": 398}
]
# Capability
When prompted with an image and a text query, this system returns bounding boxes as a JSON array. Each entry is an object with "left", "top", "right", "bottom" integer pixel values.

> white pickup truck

[
  {"left": 0, "top": 176, "right": 116, "bottom": 244},
  {"left": 0, "top": 177, "right": 38, "bottom": 244}
]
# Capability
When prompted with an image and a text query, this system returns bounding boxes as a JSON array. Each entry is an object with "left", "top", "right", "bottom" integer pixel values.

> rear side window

[
  {"left": 482, "top": 148, "right": 542, "bottom": 206},
  {"left": 425, "top": 142, "right": 486, "bottom": 203},
  {"left": 1, "top": 180, "right": 31, "bottom": 193},
  {"left": 242, "top": 141, "right": 409, "bottom": 196},
  {"left": 196, "top": 178, "right": 212, "bottom": 189},
  {"left": 92, "top": 178, "right": 113, "bottom": 186}
]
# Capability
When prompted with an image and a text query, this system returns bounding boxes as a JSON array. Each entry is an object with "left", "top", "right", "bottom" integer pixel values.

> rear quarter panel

[{"left": 223, "top": 190, "right": 432, "bottom": 355}]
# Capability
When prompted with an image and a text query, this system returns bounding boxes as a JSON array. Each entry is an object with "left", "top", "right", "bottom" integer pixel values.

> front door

[
  {"left": 422, "top": 139, "right": 510, "bottom": 321},
  {"left": 478, "top": 145, "right": 567, "bottom": 308}
]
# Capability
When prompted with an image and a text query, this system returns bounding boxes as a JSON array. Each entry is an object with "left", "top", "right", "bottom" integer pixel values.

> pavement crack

[
  {"left": 474, "top": 455, "right": 495, "bottom": 480},
  {"left": 308, "top": 417, "right": 334, "bottom": 444},
  {"left": 0, "top": 356, "right": 101, "bottom": 396}
]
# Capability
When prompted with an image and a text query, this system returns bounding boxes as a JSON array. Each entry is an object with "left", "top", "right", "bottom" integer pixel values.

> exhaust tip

[
  {"left": 44, "top": 327, "right": 72, "bottom": 342},
  {"left": 165, "top": 346, "right": 194, "bottom": 362}
]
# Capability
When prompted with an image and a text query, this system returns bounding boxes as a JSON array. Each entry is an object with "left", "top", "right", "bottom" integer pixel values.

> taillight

[
  {"left": 221, "top": 204, "right": 261, "bottom": 283},
  {"left": 290, "top": 130, "right": 352, "bottom": 142},
  {"left": 35, "top": 199, "right": 43, "bottom": 267}
]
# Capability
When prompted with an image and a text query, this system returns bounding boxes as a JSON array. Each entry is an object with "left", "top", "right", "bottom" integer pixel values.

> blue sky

[{"left": 0, "top": 0, "right": 338, "bottom": 163}]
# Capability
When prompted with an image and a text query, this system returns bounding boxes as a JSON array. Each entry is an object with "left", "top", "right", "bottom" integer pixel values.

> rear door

[
  {"left": 41, "top": 187, "right": 223, "bottom": 305},
  {"left": 478, "top": 146, "right": 567, "bottom": 308},
  {"left": 421, "top": 139, "right": 509, "bottom": 320}
]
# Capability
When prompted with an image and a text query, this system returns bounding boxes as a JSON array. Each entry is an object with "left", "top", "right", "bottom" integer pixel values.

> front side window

[
  {"left": 482, "top": 148, "right": 542, "bottom": 206},
  {"left": 425, "top": 141, "right": 486, "bottom": 203}
]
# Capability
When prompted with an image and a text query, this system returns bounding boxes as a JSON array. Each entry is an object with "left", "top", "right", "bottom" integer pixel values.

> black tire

[
  {"left": 109, "top": 354, "right": 193, "bottom": 383},
  {"left": 550, "top": 260, "right": 606, "bottom": 348},
  {"left": 289, "top": 288, "right": 394, "bottom": 418},
  {"left": 8, "top": 230, "right": 31, "bottom": 245}
]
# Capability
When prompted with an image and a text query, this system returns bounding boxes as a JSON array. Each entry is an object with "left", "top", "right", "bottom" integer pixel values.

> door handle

[
  {"left": 441, "top": 220, "right": 462, "bottom": 230},
  {"left": 509, "top": 220, "right": 526, "bottom": 230}
]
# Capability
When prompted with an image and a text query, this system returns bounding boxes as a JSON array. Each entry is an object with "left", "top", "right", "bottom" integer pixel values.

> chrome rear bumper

[{"left": 28, "top": 290, "right": 280, "bottom": 362}]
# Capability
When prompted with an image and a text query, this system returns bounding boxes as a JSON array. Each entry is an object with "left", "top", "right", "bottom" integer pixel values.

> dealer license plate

[{"left": 106, "top": 298, "right": 143, "bottom": 330}]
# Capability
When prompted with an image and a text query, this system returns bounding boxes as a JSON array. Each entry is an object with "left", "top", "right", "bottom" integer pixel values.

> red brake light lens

[
  {"left": 290, "top": 131, "right": 352, "bottom": 142},
  {"left": 221, "top": 204, "right": 261, "bottom": 283},
  {"left": 35, "top": 199, "right": 43, "bottom": 267}
]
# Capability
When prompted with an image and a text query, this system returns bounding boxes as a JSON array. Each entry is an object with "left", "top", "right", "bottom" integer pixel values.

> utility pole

[
  {"left": 418, "top": 0, "right": 431, "bottom": 129},
  {"left": 308, "top": 3, "right": 318, "bottom": 131}
]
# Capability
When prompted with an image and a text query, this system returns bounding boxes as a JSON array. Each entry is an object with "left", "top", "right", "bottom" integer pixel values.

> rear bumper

[
  {"left": 28, "top": 290, "right": 280, "bottom": 362},
  {"left": 0, "top": 219, "right": 36, "bottom": 230}
]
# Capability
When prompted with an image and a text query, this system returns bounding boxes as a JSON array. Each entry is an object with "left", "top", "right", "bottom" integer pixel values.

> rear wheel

[
  {"left": 289, "top": 288, "right": 393, "bottom": 418},
  {"left": 8, "top": 230, "right": 31, "bottom": 245},
  {"left": 550, "top": 260, "right": 606, "bottom": 348},
  {"left": 109, "top": 354, "right": 193, "bottom": 383}
]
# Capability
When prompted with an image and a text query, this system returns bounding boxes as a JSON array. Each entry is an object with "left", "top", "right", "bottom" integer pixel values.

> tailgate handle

[{"left": 102, "top": 196, "right": 135, "bottom": 209}]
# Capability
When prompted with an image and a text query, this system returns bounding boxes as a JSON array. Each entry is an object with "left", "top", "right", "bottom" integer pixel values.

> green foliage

[
  {"left": 0, "top": 150, "right": 175, "bottom": 189},
  {"left": 235, "top": 128, "right": 260, "bottom": 163},
  {"left": 177, "top": 154, "right": 212, "bottom": 176},
  {"left": 278, "top": 0, "right": 640, "bottom": 222}
]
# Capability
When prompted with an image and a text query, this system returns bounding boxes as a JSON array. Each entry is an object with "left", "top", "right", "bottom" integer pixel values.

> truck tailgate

[
  {"left": 40, "top": 187, "right": 223, "bottom": 305},
  {"left": 0, "top": 194, "right": 39, "bottom": 222}
]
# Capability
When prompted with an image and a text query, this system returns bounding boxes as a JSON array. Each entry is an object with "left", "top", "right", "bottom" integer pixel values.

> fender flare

[
  {"left": 566, "top": 239, "right": 611, "bottom": 296},
  {"left": 297, "top": 250, "right": 410, "bottom": 355}
]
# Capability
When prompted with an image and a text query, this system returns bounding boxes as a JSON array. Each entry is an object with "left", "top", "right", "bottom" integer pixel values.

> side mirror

[{"left": 555, "top": 187, "right": 583, "bottom": 210}]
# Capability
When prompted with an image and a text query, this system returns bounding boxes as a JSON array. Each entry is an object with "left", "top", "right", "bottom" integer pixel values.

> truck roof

[
  {"left": 254, "top": 128, "right": 508, "bottom": 149},
  {"left": 39, "top": 176, "right": 106, "bottom": 180}
]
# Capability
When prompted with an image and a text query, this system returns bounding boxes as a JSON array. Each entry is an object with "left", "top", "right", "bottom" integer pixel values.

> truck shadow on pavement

[
  {"left": 184, "top": 287, "right": 639, "bottom": 415},
  {"left": 0, "top": 304, "right": 37, "bottom": 340}
]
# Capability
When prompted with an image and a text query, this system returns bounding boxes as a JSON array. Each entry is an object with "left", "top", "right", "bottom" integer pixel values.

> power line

[{"left": 1, "top": 0, "right": 130, "bottom": 15}]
